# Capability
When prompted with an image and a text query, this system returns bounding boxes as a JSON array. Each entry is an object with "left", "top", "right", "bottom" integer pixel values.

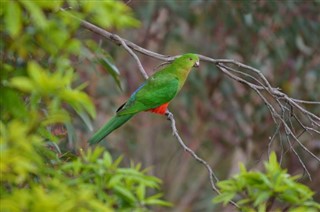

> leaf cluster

[
  {"left": 213, "top": 152, "right": 320, "bottom": 211},
  {"left": 0, "top": 125, "right": 170, "bottom": 211},
  {"left": 1, "top": 1, "right": 169, "bottom": 211}
]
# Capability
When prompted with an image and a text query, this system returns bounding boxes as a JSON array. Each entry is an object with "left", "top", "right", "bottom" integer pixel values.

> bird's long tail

[{"left": 89, "top": 114, "right": 134, "bottom": 145}]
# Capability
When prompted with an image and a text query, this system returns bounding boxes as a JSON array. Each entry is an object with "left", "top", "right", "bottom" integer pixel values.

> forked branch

[{"left": 80, "top": 18, "right": 320, "bottom": 207}]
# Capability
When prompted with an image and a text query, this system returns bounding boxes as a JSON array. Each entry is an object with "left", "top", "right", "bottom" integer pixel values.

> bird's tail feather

[{"left": 89, "top": 114, "right": 134, "bottom": 145}]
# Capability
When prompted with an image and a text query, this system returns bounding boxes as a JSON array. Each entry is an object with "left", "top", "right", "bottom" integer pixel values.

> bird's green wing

[{"left": 117, "top": 74, "right": 179, "bottom": 115}]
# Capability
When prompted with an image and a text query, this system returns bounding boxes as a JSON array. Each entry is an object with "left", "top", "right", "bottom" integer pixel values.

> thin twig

[
  {"left": 166, "top": 111, "right": 239, "bottom": 208},
  {"left": 166, "top": 111, "right": 219, "bottom": 185},
  {"left": 291, "top": 98, "right": 320, "bottom": 105},
  {"left": 215, "top": 63, "right": 319, "bottom": 178},
  {"left": 112, "top": 35, "right": 149, "bottom": 79},
  {"left": 77, "top": 16, "right": 320, "bottom": 207}
]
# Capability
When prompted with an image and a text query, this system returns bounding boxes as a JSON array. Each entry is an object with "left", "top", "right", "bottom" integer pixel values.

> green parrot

[{"left": 89, "top": 53, "right": 199, "bottom": 144}]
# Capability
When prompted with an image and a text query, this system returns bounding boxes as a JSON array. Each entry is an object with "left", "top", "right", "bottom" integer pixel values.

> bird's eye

[{"left": 189, "top": 58, "right": 192, "bottom": 61}]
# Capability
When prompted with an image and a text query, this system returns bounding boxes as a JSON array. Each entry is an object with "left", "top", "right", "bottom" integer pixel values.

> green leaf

[
  {"left": 98, "top": 57, "right": 122, "bottom": 90},
  {"left": 265, "top": 152, "right": 280, "bottom": 173},
  {"left": 101, "top": 151, "right": 113, "bottom": 167},
  {"left": 108, "top": 175, "right": 123, "bottom": 188},
  {"left": 42, "top": 110, "right": 71, "bottom": 125},
  {"left": 113, "top": 185, "right": 136, "bottom": 203},
  {"left": 75, "top": 110, "right": 93, "bottom": 131},
  {"left": 237, "top": 198, "right": 251, "bottom": 206},
  {"left": 112, "top": 155, "right": 123, "bottom": 168},
  {"left": 243, "top": 172, "right": 264, "bottom": 186},
  {"left": 217, "top": 180, "right": 237, "bottom": 191},
  {"left": 65, "top": 122, "right": 75, "bottom": 147},
  {"left": 302, "top": 201, "right": 320, "bottom": 209},
  {"left": 145, "top": 193, "right": 163, "bottom": 200},
  {"left": 10, "top": 77, "right": 34, "bottom": 92},
  {"left": 0, "top": 88, "right": 28, "bottom": 119},
  {"left": 5, "top": 1, "right": 22, "bottom": 37},
  {"left": 33, "top": 0, "right": 63, "bottom": 9},
  {"left": 59, "top": 89, "right": 96, "bottom": 118},
  {"left": 84, "top": 147, "right": 104, "bottom": 162},
  {"left": 289, "top": 206, "right": 318, "bottom": 212},
  {"left": 279, "top": 190, "right": 300, "bottom": 203},
  {"left": 144, "top": 198, "right": 172, "bottom": 207},
  {"left": 136, "top": 184, "right": 145, "bottom": 201},
  {"left": 239, "top": 163, "right": 247, "bottom": 173},
  {"left": 20, "top": 0, "right": 47, "bottom": 28},
  {"left": 235, "top": 175, "right": 246, "bottom": 190},
  {"left": 253, "top": 191, "right": 271, "bottom": 206},
  {"left": 257, "top": 172, "right": 272, "bottom": 188},
  {"left": 257, "top": 203, "right": 267, "bottom": 212},
  {"left": 293, "top": 183, "right": 314, "bottom": 197},
  {"left": 212, "top": 192, "right": 236, "bottom": 205}
]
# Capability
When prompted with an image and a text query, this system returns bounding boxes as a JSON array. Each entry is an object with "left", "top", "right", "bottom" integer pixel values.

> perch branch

[
  {"left": 79, "top": 17, "right": 320, "bottom": 205},
  {"left": 166, "top": 111, "right": 239, "bottom": 208}
]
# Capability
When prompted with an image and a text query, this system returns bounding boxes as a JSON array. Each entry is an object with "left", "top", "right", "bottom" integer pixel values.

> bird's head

[{"left": 176, "top": 53, "right": 200, "bottom": 69}]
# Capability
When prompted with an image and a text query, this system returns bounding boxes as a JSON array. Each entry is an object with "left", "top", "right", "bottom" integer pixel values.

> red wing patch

[{"left": 147, "top": 103, "right": 169, "bottom": 115}]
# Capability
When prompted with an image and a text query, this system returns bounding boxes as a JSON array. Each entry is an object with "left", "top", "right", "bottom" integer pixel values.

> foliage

[
  {"left": 0, "top": 138, "right": 170, "bottom": 211},
  {"left": 213, "top": 152, "right": 320, "bottom": 211},
  {"left": 0, "top": 0, "right": 169, "bottom": 211},
  {"left": 1, "top": 0, "right": 319, "bottom": 211}
]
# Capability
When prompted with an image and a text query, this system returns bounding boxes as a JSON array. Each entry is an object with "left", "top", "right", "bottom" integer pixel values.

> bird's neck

[{"left": 174, "top": 66, "right": 191, "bottom": 89}]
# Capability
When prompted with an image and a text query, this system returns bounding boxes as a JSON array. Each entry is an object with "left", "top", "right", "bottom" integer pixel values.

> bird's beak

[{"left": 194, "top": 60, "right": 200, "bottom": 68}]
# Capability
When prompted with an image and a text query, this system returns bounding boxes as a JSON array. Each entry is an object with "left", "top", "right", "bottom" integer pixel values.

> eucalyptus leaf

[
  {"left": 113, "top": 185, "right": 137, "bottom": 203},
  {"left": 5, "top": 1, "right": 22, "bottom": 37},
  {"left": 98, "top": 57, "right": 123, "bottom": 91},
  {"left": 75, "top": 109, "right": 93, "bottom": 131}
]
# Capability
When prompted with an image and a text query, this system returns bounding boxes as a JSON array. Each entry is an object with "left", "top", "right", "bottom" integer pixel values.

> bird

[{"left": 89, "top": 53, "right": 199, "bottom": 144}]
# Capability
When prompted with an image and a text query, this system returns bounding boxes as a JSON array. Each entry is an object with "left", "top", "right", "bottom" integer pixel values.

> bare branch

[
  {"left": 113, "top": 34, "right": 149, "bottom": 79},
  {"left": 291, "top": 98, "right": 320, "bottom": 105},
  {"left": 166, "top": 111, "right": 239, "bottom": 208},
  {"left": 80, "top": 18, "right": 320, "bottom": 121},
  {"left": 78, "top": 16, "right": 320, "bottom": 208},
  {"left": 80, "top": 19, "right": 175, "bottom": 61}
]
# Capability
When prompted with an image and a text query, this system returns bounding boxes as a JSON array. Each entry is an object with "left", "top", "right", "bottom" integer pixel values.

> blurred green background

[{"left": 1, "top": 0, "right": 319, "bottom": 211}]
